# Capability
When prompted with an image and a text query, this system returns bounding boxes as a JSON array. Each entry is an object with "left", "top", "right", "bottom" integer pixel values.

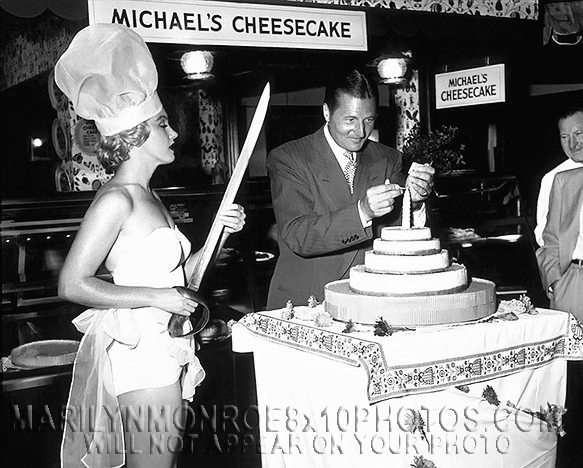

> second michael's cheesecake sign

[{"left": 435, "top": 64, "right": 506, "bottom": 109}]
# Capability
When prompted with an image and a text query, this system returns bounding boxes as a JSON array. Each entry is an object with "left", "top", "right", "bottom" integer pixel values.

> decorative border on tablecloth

[
  {"left": 366, "top": 337, "right": 572, "bottom": 404},
  {"left": 239, "top": 313, "right": 583, "bottom": 404},
  {"left": 239, "top": 313, "right": 372, "bottom": 367}
]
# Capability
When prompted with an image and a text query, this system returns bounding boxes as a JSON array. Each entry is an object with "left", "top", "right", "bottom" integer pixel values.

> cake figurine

[{"left": 324, "top": 189, "right": 496, "bottom": 326}]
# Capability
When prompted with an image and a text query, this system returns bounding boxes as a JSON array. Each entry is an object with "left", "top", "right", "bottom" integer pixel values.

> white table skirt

[{"left": 232, "top": 307, "right": 583, "bottom": 468}]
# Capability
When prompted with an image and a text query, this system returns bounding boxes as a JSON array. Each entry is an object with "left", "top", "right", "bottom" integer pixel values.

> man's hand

[
  {"left": 360, "top": 182, "right": 403, "bottom": 222},
  {"left": 407, "top": 162, "right": 435, "bottom": 204}
]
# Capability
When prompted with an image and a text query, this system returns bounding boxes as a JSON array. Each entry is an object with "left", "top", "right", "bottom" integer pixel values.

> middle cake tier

[
  {"left": 365, "top": 249, "right": 451, "bottom": 273},
  {"left": 350, "top": 263, "right": 469, "bottom": 296}
]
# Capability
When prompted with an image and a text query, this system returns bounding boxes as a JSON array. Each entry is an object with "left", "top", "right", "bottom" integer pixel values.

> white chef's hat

[{"left": 54, "top": 23, "right": 163, "bottom": 136}]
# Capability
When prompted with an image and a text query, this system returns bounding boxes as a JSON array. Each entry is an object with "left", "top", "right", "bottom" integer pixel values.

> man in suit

[
  {"left": 536, "top": 166, "right": 583, "bottom": 320},
  {"left": 266, "top": 70, "right": 434, "bottom": 309},
  {"left": 536, "top": 166, "right": 583, "bottom": 468},
  {"left": 534, "top": 104, "right": 583, "bottom": 247}
]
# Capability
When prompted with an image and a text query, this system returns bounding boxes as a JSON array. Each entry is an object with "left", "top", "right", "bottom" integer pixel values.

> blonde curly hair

[{"left": 95, "top": 121, "right": 151, "bottom": 173}]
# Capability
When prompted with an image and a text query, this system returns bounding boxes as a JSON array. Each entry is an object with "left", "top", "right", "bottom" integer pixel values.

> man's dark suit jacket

[{"left": 266, "top": 126, "right": 407, "bottom": 309}]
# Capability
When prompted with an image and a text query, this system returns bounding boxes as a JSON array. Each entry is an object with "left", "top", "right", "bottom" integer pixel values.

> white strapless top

[{"left": 112, "top": 226, "right": 191, "bottom": 288}]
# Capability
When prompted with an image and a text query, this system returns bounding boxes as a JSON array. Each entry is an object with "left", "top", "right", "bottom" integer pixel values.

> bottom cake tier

[{"left": 325, "top": 278, "right": 496, "bottom": 326}]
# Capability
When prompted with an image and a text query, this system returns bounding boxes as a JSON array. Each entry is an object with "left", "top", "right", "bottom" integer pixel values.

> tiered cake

[{"left": 325, "top": 190, "right": 496, "bottom": 326}]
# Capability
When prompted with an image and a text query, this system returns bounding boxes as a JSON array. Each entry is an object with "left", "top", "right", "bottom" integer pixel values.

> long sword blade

[
  {"left": 168, "top": 82, "right": 270, "bottom": 337},
  {"left": 187, "top": 82, "right": 271, "bottom": 291}
]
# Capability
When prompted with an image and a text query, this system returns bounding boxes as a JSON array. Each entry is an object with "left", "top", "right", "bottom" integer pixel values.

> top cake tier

[
  {"left": 380, "top": 226, "right": 431, "bottom": 241},
  {"left": 374, "top": 226, "right": 441, "bottom": 255}
]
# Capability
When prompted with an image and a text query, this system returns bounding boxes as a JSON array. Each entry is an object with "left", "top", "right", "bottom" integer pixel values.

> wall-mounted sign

[
  {"left": 88, "top": 0, "right": 367, "bottom": 51},
  {"left": 435, "top": 64, "right": 505, "bottom": 109}
]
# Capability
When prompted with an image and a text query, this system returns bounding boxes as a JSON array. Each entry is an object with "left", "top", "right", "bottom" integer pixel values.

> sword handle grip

[{"left": 168, "top": 286, "right": 211, "bottom": 338}]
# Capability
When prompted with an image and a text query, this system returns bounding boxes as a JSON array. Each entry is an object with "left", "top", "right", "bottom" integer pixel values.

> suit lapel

[
  {"left": 309, "top": 128, "right": 353, "bottom": 209},
  {"left": 353, "top": 145, "right": 385, "bottom": 199}
]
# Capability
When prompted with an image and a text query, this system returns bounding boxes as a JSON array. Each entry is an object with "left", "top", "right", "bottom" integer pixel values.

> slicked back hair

[{"left": 324, "top": 70, "right": 379, "bottom": 114}]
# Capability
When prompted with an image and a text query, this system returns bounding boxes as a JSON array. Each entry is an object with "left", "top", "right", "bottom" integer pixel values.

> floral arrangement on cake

[{"left": 402, "top": 123, "right": 465, "bottom": 174}]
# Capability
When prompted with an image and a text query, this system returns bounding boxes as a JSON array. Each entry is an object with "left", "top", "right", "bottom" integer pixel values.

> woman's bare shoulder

[{"left": 87, "top": 183, "right": 134, "bottom": 220}]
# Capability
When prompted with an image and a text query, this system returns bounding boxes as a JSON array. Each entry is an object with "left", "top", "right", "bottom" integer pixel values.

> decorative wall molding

[
  {"left": 1, "top": 0, "right": 540, "bottom": 191},
  {"left": 394, "top": 70, "right": 420, "bottom": 151},
  {"left": 1, "top": 0, "right": 539, "bottom": 91},
  {"left": 0, "top": 14, "right": 79, "bottom": 91},
  {"left": 283, "top": 0, "right": 538, "bottom": 20}
]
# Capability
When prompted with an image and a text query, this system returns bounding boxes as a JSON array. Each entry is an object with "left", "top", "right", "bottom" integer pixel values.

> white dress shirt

[{"left": 573, "top": 199, "right": 583, "bottom": 260}]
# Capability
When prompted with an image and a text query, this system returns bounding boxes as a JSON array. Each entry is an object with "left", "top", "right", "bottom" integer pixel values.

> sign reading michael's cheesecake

[
  {"left": 88, "top": 0, "right": 367, "bottom": 51},
  {"left": 435, "top": 64, "right": 505, "bottom": 109}
]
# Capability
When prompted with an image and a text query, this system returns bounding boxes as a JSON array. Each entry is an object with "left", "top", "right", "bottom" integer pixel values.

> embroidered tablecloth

[
  {"left": 232, "top": 307, "right": 583, "bottom": 468},
  {"left": 235, "top": 308, "right": 583, "bottom": 404}
]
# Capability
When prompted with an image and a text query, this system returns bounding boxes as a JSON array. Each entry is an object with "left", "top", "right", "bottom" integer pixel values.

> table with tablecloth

[{"left": 231, "top": 304, "right": 583, "bottom": 468}]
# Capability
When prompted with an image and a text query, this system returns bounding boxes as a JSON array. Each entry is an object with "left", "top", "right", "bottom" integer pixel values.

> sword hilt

[{"left": 168, "top": 286, "right": 210, "bottom": 338}]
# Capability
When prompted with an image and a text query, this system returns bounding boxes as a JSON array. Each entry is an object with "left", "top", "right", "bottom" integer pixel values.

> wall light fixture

[{"left": 180, "top": 50, "right": 215, "bottom": 81}]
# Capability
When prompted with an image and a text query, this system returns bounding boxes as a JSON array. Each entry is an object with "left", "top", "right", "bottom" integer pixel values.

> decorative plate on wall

[
  {"left": 54, "top": 165, "right": 72, "bottom": 192},
  {"left": 51, "top": 117, "right": 69, "bottom": 159},
  {"left": 73, "top": 118, "right": 99, "bottom": 157},
  {"left": 48, "top": 69, "right": 67, "bottom": 112}
]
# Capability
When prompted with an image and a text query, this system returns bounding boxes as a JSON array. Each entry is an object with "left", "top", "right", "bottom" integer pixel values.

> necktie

[{"left": 343, "top": 151, "right": 358, "bottom": 194}]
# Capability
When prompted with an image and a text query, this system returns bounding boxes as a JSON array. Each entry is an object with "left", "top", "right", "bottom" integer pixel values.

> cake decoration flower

[
  {"left": 307, "top": 295, "right": 321, "bottom": 308},
  {"left": 497, "top": 311, "right": 519, "bottom": 321},
  {"left": 506, "top": 401, "right": 567, "bottom": 437},
  {"left": 374, "top": 317, "right": 414, "bottom": 336},
  {"left": 542, "top": 403, "right": 567, "bottom": 437},
  {"left": 496, "top": 295, "right": 538, "bottom": 318},
  {"left": 375, "top": 318, "right": 394, "bottom": 336},
  {"left": 520, "top": 294, "right": 538, "bottom": 315},
  {"left": 342, "top": 320, "right": 357, "bottom": 334},
  {"left": 455, "top": 385, "right": 470, "bottom": 393},
  {"left": 497, "top": 299, "right": 524, "bottom": 315},
  {"left": 403, "top": 409, "right": 429, "bottom": 448},
  {"left": 281, "top": 300, "right": 295, "bottom": 320},
  {"left": 410, "top": 455, "right": 437, "bottom": 468},
  {"left": 314, "top": 311, "right": 333, "bottom": 327},
  {"left": 481, "top": 385, "right": 500, "bottom": 406}
]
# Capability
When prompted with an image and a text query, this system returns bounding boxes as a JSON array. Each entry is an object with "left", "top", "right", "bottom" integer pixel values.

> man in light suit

[
  {"left": 536, "top": 166, "right": 583, "bottom": 468},
  {"left": 536, "top": 166, "right": 583, "bottom": 320},
  {"left": 266, "top": 70, "right": 434, "bottom": 308},
  {"left": 534, "top": 104, "right": 583, "bottom": 247}
]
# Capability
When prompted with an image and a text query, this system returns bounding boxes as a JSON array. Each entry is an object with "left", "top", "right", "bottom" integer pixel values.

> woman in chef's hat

[{"left": 55, "top": 23, "right": 245, "bottom": 468}]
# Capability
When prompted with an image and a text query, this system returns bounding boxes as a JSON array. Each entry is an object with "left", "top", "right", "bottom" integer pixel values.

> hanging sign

[
  {"left": 88, "top": 0, "right": 367, "bottom": 51},
  {"left": 435, "top": 64, "right": 505, "bottom": 109}
]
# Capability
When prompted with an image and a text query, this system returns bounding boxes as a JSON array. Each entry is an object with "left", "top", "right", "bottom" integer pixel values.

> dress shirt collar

[{"left": 324, "top": 123, "right": 355, "bottom": 169}]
